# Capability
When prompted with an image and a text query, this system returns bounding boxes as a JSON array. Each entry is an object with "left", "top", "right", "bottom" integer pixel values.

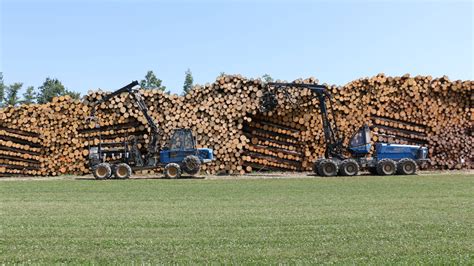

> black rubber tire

[
  {"left": 114, "top": 163, "right": 132, "bottom": 179},
  {"left": 376, "top": 159, "right": 397, "bottom": 175},
  {"left": 182, "top": 155, "right": 201, "bottom": 175},
  {"left": 397, "top": 158, "right": 417, "bottom": 175},
  {"left": 164, "top": 163, "right": 181, "bottom": 179},
  {"left": 367, "top": 167, "right": 378, "bottom": 175},
  {"left": 312, "top": 158, "right": 324, "bottom": 175},
  {"left": 109, "top": 164, "right": 117, "bottom": 179},
  {"left": 317, "top": 159, "right": 339, "bottom": 177},
  {"left": 339, "top": 159, "right": 359, "bottom": 176},
  {"left": 92, "top": 163, "right": 111, "bottom": 180}
]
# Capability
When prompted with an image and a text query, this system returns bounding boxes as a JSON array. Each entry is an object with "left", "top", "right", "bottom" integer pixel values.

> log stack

[
  {"left": 0, "top": 96, "right": 89, "bottom": 176},
  {"left": 0, "top": 74, "right": 472, "bottom": 176}
]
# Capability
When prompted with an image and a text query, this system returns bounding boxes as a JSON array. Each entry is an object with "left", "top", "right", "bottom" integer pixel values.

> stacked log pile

[
  {"left": 0, "top": 125, "right": 42, "bottom": 176},
  {"left": 339, "top": 74, "right": 472, "bottom": 169},
  {"left": 0, "top": 74, "right": 472, "bottom": 176},
  {"left": 0, "top": 96, "right": 89, "bottom": 176}
]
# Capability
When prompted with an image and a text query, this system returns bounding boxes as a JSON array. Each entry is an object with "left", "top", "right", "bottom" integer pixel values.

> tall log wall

[{"left": 0, "top": 74, "right": 472, "bottom": 176}]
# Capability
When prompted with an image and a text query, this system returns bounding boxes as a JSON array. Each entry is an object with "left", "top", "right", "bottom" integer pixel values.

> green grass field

[{"left": 1, "top": 173, "right": 473, "bottom": 264}]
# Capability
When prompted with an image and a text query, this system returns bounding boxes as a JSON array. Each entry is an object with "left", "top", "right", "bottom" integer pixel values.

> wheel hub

[
  {"left": 325, "top": 165, "right": 335, "bottom": 172},
  {"left": 117, "top": 167, "right": 127, "bottom": 177},
  {"left": 169, "top": 168, "right": 177, "bottom": 177},
  {"left": 97, "top": 167, "right": 107, "bottom": 177}
]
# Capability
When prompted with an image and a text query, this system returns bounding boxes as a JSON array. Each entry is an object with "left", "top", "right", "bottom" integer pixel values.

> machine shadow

[{"left": 74, "top": 176, "right": 205, "bottom": 181}]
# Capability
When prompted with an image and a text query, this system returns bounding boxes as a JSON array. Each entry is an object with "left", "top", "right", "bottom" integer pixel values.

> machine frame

[
  {"left": 87, "top": 81, "right": 213, "bottom": 179},
  {"left": 262, "top": 82, "right": 429, "bottom": 176}
]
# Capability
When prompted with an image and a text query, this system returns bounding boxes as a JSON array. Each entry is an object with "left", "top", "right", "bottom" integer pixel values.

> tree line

[
  {"left": 0, "top": 69, "right": 274, "bottom": 107},
  {"left": 0, "top": 69, "right": 195, "bottom": 108},
  {"left": 0, "top": 73, "right": 80, "bottom": 107}
]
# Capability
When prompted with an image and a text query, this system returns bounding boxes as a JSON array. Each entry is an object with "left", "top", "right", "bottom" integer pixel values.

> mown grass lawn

[{"left": 1, "top": 173, "right": 473, "bottom": 264}]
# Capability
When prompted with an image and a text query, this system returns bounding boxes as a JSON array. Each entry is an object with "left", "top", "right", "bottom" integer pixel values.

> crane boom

[
  {"left": 261, "top": 82, "right": 429, "bottom": 177},
  {"left": 89, "top": 81, "right": 160, "bottom": 155},
  {"left": 265, "top": 82, "right": 345, "bottom": 159}
]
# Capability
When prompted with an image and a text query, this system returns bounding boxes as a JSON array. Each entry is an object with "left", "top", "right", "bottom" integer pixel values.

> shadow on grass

[
  {"left": 307, "top": 171, "right": 383, "bottom": 177},
  {"left": 75, "top": 176, "right": 205, "bottom": 181}
]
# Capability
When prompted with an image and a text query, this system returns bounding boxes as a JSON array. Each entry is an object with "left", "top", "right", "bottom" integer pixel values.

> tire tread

[
  {"left": 164, "top": 163, "right": 182, "bottom": 179},
  {"left": 376, "top": 159, "right": 396, "bottom": 175}
]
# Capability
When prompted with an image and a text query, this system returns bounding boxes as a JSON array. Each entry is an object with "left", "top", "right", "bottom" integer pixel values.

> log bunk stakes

[{"left": 0, "top": 74, "right": 472, "bottom": 177}]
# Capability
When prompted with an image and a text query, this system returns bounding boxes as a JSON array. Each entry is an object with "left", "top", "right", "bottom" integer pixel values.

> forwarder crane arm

[
  {"left": 263, "top": 82, "right": 346, "bottom": 160},
  {"left": 89, "top": 81, "right": 160, "bottom": 155}
]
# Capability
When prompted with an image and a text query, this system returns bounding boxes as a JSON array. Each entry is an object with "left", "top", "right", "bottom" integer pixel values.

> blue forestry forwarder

[
  {"left": 87, "top": 81, "right": 213, "bottom": 180},
  {"left": 261, "top": 82, "right": 429, "bottom": 176}
]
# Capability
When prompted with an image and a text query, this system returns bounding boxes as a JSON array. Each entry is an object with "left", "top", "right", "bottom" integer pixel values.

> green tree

[
  {"left": 182, "top": 68, "right": 194, "bottom": 95},
  {"left": 65, "top": 89, "right": 81, "bottom": 100},
  {"left": 0, "top": 72, "right": 5, "bottom": 107},
  {"left": 262, "top": 74, "right": 273, "bottom": 83},
  {"left": 37, "top": 78, "right": 80, "bottom": 104},
  {"left": 22, "top": 86, "right": 37, "bottom": 104},
  {"left": 5, "top": 82, "right": 22, "bottom": 106},
  {"left": 140, "top": 70, "right": 166, "bottom": 91},
  {"left": 37, "top": 78, "right": 64, "bottom": 104}
]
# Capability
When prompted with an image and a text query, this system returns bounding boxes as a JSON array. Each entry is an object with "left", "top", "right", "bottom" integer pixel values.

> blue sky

[{"left": 1, "top": 0, "right": 472, "bottom": 95}]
